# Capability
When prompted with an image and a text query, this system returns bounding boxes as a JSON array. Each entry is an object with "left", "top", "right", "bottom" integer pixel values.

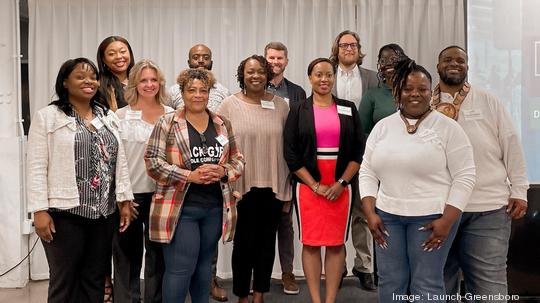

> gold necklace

[
  {"left": 431, "top": 82, "right": 470, "bottom": 120},
  {"left": 400, "top": 109, "right": 432, "bottom": 134}
]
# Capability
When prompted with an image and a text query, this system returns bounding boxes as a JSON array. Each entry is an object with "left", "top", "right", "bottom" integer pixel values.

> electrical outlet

[{"left": 21, "top": 219, "right": 34, "bottom": 235}]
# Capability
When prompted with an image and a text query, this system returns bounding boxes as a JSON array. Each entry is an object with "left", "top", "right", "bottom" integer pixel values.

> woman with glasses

[
  {"left": 145, "top": 68, "right": 244, "bottom": 303},
  {"left": 217, "top": 55, "right": 291, "bottom": 303},
  {"left": 358, "top": 44, "right": 407, "bottom": 137}
]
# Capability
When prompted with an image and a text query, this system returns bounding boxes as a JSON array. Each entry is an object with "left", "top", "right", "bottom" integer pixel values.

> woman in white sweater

[{"left": 358, "top": 58, "right": 476, "bottom": 303}]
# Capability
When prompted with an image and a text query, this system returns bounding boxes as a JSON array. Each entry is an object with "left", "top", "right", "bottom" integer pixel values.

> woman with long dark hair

[{"left": 97, "top": 36, "right": 135, "bottom": 111}]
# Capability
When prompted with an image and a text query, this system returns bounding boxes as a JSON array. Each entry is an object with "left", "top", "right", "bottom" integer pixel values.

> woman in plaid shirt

[{"left": 144, "top": 68, "right": 244, "bottom": 303}]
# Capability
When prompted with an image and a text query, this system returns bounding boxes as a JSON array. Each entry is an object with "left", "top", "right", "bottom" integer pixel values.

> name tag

[
  {"left": 261, "top": 100, "right": 275, "bottom": 110},
  {"left": 283, "top": 97, "right": 290, "bottom": 106},
  {"left": 91, "top": 117, "right": 104, "bottom": 130},
  {"left": 462, "top": 109, "right": 483, "bottom": 121},
  {"left": 216, "top": 134, "right": 229, "bottom": 146},
  {"left": 126, "top": 110, "right": 142, "bottom": 120},
  {"left": 337, "top": 105, "right": 352, "bottom": 116}
]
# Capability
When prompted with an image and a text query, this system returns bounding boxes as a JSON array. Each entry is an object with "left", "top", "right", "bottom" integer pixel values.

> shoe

[
  {"left": 210, "top": 277, "right": 228, "bottom": 302},
  {"left": 338, "top": 269, "right": 347, "bottom": 289},
  {"left": 103, "top": 276, "right": 113, "bottom": 303},
  {"left": 352, "top": 268, "right": 376, "bottom": 291},
  {"left": 281, "top": 272, "right": 300, "bottom": 295}
]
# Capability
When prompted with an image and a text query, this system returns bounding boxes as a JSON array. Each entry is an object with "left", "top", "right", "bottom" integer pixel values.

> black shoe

[
  {"left": 338, "top": 269, "right": 348, "bottom": 289},
  {"left": 352, "top": 268, "right": 377, "bottom": 291}
]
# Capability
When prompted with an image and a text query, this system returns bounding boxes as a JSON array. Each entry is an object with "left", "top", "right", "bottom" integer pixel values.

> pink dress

[{"left": 296, "top": 104, "right": 352, "bottom": 246}]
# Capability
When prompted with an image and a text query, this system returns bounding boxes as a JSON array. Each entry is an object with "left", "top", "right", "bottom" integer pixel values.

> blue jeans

[
  {"left": 161, "top": 206, "right": 222, "bottom": 303},
  {"left": 375, "top": 209, "right": 460, "bottom": 303},
  {"left": 444, "top": 206, "right": 511, "bottom": 303}
]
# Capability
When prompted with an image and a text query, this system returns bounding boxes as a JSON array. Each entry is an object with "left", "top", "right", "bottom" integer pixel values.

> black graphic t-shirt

[{"left": 184, "top": 119, "right": 224, "bottom": 208}]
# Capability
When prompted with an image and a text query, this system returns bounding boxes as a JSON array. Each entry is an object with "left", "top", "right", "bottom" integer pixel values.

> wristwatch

[{"left": 338, "top": 178, "right": 348, "bottom": 187}]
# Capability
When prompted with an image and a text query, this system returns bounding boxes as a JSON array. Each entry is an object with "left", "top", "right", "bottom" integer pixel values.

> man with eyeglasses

[{"left": 329, "top": 30, "right": 378, "bottom": 291}]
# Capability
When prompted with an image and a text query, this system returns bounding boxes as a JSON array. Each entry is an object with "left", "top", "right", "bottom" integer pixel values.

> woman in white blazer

[{"left": 26, "top": 58, "right": 134, "bottom": 303}]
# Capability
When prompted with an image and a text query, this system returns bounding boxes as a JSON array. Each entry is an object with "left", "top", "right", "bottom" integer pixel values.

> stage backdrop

[{"left": 26, "top": 0, "right": 465, "bottom": 280}]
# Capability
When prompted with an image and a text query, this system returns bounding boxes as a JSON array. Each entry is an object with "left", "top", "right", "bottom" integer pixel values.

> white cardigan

[{"left": 26, "top": 105, "right": 134, "bottom": 213}]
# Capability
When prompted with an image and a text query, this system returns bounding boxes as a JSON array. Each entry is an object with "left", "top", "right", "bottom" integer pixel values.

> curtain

[{"left": 28, "top": 0, "right": 465, "bottom": 279}]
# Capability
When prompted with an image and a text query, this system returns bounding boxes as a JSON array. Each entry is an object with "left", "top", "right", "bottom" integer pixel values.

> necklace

[
  {"left": 431, "top": 82, "right": 470, "bottom": 120},
  {"left": 400, "top": 109, "right": 432, "bottom": 134}
]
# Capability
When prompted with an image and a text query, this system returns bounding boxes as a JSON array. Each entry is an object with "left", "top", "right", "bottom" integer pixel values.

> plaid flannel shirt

[{"left": 144, "top": 108, "right": 244, "bottom": 243}]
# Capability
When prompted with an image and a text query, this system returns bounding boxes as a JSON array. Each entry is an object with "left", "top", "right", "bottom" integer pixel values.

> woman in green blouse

[{"left": 358, "top": 44, "right": 406, "bottom": 136}]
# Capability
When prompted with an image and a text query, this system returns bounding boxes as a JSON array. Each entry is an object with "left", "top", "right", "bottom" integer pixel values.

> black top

[
  {"left": 184, "top": 119, "right": 223, "bottom": 208},
  {"left": 283, "top": 96, "right": 365, "bottom": 184},
  {"left": 284, "top": 78, "right": 307, "bottom": 104}
]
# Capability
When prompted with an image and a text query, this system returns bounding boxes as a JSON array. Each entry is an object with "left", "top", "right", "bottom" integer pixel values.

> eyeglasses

[
  {"left": 200, "top": 133, "right": 208, "bottom": 155},
  {"left": 338, "top": 43, "right": 359, "bottom": 50},
  {"left": 378, "top": 56, "right": 399, "bottom": 66}
]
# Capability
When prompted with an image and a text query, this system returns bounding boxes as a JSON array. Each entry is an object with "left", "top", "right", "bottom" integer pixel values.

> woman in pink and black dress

[{"left": 283, "top": 58, "right": 365, "bottom": 303}]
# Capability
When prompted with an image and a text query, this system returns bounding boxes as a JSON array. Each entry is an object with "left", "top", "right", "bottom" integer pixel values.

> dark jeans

[
  {"left": 43, "top": 211, "right": 115, "bottom": 303},
  {"left": 161, "top": 206, "right": 222, "bottom": 303},
  {"left": 112, "top": 192, "right": 164, "bottom": 303},
  {"left": 232, "top": 188, "right": 283, "bottom": 297}
]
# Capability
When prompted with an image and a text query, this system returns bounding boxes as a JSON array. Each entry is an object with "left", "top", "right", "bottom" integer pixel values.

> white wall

[{"left": 0, "top": 0, "right": 29, "bottom": 288}]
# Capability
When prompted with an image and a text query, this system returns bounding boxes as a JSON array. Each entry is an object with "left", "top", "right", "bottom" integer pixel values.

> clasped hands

[
  {"left": 312, "top": 181, "right": 344, "bottom": 201},
  {"left": 188, "top": 164, "right": 226, "bottom": 184}
]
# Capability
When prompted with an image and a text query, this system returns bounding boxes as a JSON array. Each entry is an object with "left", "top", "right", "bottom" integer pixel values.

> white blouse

[{"left": 116, "top": 105, "right": 174, "bottom": 193}]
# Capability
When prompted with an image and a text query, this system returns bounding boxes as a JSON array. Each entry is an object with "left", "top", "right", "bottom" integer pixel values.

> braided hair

[
  {"left": 376, "top": 43, "right": 406, "bottom": 85},
  {"left": 391, "top": 56, "right": 432, "bottom": 103}
]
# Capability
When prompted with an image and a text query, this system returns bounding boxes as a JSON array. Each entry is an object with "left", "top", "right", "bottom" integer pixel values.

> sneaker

[{"left": 282, "top": 272, "right": 300, "bottom": 295}]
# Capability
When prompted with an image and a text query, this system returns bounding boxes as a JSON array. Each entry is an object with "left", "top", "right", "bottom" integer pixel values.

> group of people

[{"left": 26, "top": 29, "right": 529, "bottom": 303}]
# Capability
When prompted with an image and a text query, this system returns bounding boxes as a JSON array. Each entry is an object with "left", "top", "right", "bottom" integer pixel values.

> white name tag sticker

[
  {"left": 462, "top": 109, "right": 483, "bottom": 121},
  {"left": 261, "top": 100, "right": 276, "bottom": 110},
  {"left": 337, "top": 105, "right": 352, "bottom": 116},
  {"left": 91, "top": 117, "right": 104, "bottom": 129},
  {"left": 284, "top": 97, "right": 290, "bottom": 106},
  {"left": 126, "top": 110, "right": 142, "bottom": 120},
  {"left": 216, "top": 134, "right": 229, "bottom": 146}
]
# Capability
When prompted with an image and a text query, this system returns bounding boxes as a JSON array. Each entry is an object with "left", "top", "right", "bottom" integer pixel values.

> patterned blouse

[{"left": 52, "top": 107, "right": 119, "bottom": 218}]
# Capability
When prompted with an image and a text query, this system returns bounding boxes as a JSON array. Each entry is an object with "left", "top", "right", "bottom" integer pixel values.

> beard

[
  {"left": 188, "top": 61, "right": 213, "bottom": 71},
  {"left": 438, "top": 70, "right": 466, "bottom": 86}
]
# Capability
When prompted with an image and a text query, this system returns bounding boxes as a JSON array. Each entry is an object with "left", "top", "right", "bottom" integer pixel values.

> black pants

[
  {"left": 232, "top": 188, "right": 283, "bottom": 297},
  {"left": 112, "top": 192, "right": 164, "bottom": 303},
  {"left": 43, "top": 211, "right": 115, "bottom": 303}
]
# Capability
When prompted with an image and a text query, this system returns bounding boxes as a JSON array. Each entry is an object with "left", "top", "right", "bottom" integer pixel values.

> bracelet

[{"left": 312, "top": 182, "right": 320, "bottom": 193}]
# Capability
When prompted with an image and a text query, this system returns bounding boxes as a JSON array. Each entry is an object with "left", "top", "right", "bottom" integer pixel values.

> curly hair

[
  {"left": 236, "top": 55, "right": 274, "bottom": 90},
  {"left": 124, "top": 59, "right": 168, "bottom": 105},
  {"left": 329, "top": 30, "right": 366, "bottom": 66},
  {"left": 176, "top": 68, "right": 216, "bottom": 92},
  {"left": 391, "top": 57, "right": 432, "bottom": 103},
  {"left": 50, "top": 58, "right": 107, "bottom": 115}
]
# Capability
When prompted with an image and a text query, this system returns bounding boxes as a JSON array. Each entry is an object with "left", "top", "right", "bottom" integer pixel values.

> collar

[{"left": 338, "top": 65, "right": 360, "bottom": 77}]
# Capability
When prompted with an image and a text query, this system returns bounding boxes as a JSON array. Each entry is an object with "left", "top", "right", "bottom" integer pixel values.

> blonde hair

[{"left": 124, "top": 59, "right": 167, "bottom": 105}]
